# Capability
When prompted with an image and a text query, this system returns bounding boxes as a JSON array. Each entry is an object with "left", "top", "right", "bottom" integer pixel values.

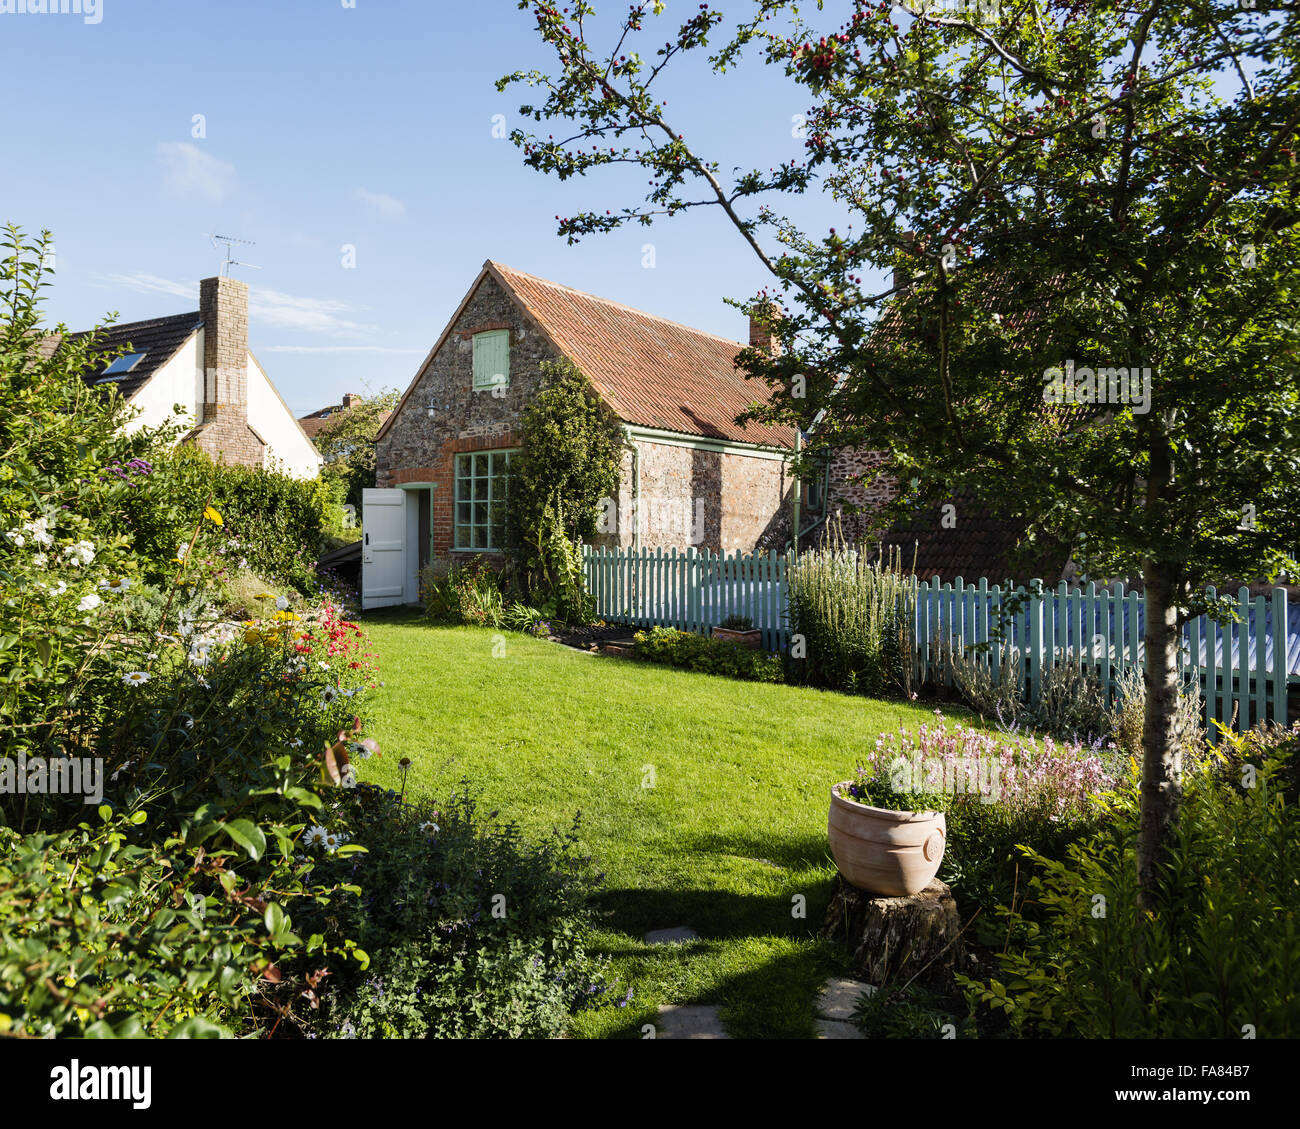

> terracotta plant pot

[
  {"left": 827, "top": 782, "right": 946, "bottom": 897},
  {"left": 711, "top": 626, "right": 762, "bottom": 649}
]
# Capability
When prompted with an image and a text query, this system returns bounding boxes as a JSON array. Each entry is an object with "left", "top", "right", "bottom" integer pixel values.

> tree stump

[{"left": 823, "top": 875, "right": 966, "bottom": 987}]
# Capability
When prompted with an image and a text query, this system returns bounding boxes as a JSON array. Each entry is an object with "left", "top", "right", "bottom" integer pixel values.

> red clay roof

[{"left": 488, "top": 261, "right": 795, "bottom": 448}]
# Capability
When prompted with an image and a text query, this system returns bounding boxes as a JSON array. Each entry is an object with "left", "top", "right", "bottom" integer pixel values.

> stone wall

[
  {"left": 822, "top": 445, "right": 899, "bottom": 546},
  {"left": 376, "top": 273, "right": 559, "bottom": 559},
  {"left": 589, "top": 439, "right": 793, "bottom": 554}
]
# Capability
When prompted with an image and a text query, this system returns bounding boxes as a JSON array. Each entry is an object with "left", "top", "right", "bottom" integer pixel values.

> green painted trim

[
  {"left": 396, "top": 481, "right": 437, "bottom": 490},
  {"left": 623, "top": 424, "right": 791, "bottom": 460}
]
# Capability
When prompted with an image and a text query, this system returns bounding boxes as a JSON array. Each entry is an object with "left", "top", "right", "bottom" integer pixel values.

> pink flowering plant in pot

[{"left": 834, "top": 711, "right": 1120, "bottom": 910}]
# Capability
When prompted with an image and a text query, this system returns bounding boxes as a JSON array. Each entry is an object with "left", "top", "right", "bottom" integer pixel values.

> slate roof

[
  {"left": 61, "top": 312, "right": 203, "bottom": 401},
  {"left": 379, "top": 261, "right": 796, "bottom": 448}
]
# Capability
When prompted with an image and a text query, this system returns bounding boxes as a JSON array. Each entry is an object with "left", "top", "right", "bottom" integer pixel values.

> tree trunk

[{"left": 1136, "top": 560, "right": 1185, "bottom": 904}]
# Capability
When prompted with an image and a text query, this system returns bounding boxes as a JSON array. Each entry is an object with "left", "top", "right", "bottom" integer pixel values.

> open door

[{"left": 361, "top": 488, "right": 407, "bottom": 609}]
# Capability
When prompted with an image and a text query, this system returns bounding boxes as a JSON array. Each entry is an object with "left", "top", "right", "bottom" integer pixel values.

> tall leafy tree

[
  {"left": 314, "top": 389, "right": 400, "bottom": 512},
  {"left": 500, "top": 0, "right": 1300, "bottom": 896}
]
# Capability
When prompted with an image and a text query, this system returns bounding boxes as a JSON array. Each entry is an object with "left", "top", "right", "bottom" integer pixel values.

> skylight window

[{"left": 96, "top": 352, "right": 146, "bottom": 382}]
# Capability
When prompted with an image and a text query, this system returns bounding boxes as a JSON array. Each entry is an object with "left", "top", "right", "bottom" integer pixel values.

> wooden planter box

[{"left": 711, "top": 626, "right": 762, "bottom": 650}]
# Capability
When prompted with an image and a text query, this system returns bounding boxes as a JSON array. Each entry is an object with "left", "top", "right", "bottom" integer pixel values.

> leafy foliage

[
  {"left": 785, "top": 531, "right": 916, "bottom": 697},
  {"left": 960, "top": 740, "right": 1300, "bottom": 1037},
  {"left": 632, "top": 626, "right": 783, "bottom": 682},
  {"left": 313, "top": 390, "right": 400, "bottom": 512},
  {"left": 309, "top": 784, "right": 613, "bottom": 1039},
  {"left": 503, "top": 358, "right": 623, "bottom": 624}
]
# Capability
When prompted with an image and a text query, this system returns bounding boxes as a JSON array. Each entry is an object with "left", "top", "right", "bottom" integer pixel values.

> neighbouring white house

[{"left": 51, "top": 275, "right": 321, "bottom": 479}]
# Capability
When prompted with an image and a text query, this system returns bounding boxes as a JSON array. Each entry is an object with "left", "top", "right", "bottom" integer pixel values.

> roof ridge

[{"left": 487, "top": 260, "right": 746, "bottom": 349}]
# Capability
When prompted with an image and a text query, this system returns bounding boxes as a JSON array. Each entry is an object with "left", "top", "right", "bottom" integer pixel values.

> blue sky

[{"left": 0, "top": 0, "right": 854, "bottom": 416}]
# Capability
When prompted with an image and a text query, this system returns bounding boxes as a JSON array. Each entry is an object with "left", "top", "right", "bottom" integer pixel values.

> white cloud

[
  {"left": 157, "top": 142, "right": 236, "bottom": 204},
  {"left": 95, "top": 273, "right": 374, "bottom": 338},
  {"left": 250, "top": 288, "right": 372, "bottom": 336},
  {"left": 354, "top": 187, "right": 408, "bottom": 221},
  {"left": 97, "top": 272, "right": 197, "bottom": 301}
]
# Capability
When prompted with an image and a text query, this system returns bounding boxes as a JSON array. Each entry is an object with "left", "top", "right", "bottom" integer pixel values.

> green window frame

[
  {"left": 472, "top": 329, "right": 510, "bottom": 392},
  {"left": 453, "top": 449, "right": 515, "bottom": 551}
]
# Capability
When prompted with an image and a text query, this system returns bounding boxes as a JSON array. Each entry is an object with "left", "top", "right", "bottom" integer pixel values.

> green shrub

[
  {"left": 786, "top": 526, "right": 915, "bottom": 697},
  {"left": 306, "top": 784, "right": 614, "bottom": 1038},
  {"left": 959, "top": 739, "right": 1300, "bottom": 1037},
  {"left": 119, "top": 446, "right": 334, "bottom": 595},
  {"left": 503, "top": 358, "right": 622, "bottom": 623},
  {"left": 419, "top": 557, "right": 505, "bottom": 627},
  {"left": 718, "top": 614, "right": 754, "bottom": 630},
  {"left": 632, "top": 626, "right": 783, "bottom": 682}
]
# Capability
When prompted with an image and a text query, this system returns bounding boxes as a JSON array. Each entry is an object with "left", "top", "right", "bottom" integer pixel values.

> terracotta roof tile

[{"left": 489, "top": 262, "right": 794, "bottom": 448}]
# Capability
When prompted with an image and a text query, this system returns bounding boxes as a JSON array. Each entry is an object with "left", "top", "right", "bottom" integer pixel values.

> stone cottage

[{"left": 366, "top": 260, "right": 797, "bottom": 606}]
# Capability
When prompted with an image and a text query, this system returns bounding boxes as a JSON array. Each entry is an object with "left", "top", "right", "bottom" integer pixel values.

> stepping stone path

[
  {"left": 643, "top": 927, "right": 727, "bottom": 1038},
  {"left": 644, "top": 925, "right": 700, "bottom": 945},
  {"left": 814, "top": 977, "right": 874, "bottom": 1040},
  {"left": 653, "top": 1004, "right": 729, "bottom": 1039}
]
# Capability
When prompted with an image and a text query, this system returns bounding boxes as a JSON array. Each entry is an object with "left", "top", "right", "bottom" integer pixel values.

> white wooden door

[{"left": 361, "top": 488, "right": 407, "bottom": 609}]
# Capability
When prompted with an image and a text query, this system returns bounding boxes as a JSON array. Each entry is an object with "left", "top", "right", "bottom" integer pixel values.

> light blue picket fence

[
  {"left": 913, "top": 578, "right": 1295, "bottom": 739},
  {"left": 581, "top": 547, "right": 1296, "bottom": 736},
  {"left": 583, "top": 546, "right": 790, "bottom": 651}
]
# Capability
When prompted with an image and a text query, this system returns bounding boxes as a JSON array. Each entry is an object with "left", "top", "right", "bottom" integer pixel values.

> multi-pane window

[
  {"left": 472, "top": 329, "right": 510, "bottom": 391},
  {"left": 454, "top": 450, "right": 513, "bottom": 550}
]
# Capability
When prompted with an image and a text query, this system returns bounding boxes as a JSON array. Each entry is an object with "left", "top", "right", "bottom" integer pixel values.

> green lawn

[{"left": 357, "top": 612, "right": 975, "bottom": 1038}]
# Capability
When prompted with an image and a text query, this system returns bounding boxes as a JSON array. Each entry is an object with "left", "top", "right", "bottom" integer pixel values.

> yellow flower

[
  {"left": 274, "top": 610, "right": 301, "bottom": 622},
  {"left": 254, "top": 592, "right": 276, "bottom": 601},
  {"left": 203, "top": 506, "right": 223, "bottom": 526}
]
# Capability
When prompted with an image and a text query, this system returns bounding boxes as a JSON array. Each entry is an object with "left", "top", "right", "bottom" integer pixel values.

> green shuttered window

[
  {"left": 453, "top": 450, "right": 514, "bottom": 550},
  {"left": 472, "top": 329, "right": 510, "bottom": 391}
]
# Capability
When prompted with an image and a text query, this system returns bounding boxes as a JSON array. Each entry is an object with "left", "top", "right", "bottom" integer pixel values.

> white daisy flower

[
  {"left": 340, "top": 766, "right": 357, "bottom": 789},
  {"left": 156, "top": 632, "right": 180, "bottom": 645},
  {"left": 63, "top": 540, "right": 94, "bottom": 567},
  {"left": 25, "top": 517, "right": 53, "bottom": 547},
  {"left": 286, "top": 738, "right": 304, "bottom": 749},
  {"left": 420, "top": 821, "right": 440, "bottom": 835},
  {"left": 323, "top": 831, "right": 349, "bottom": 853},
  {"left": 318, "top": 661, "right": 331, "bottom": 671},
  {"left": 121, "top": 671, "right": 151, "bottom": 687},
  {"left": 189, "top": 641, "right": 212, "bottom": 667},
  {"left": 177, "top": 610, "right": 196, "bottom": 637},
  {"left": 77, "top": 593, "right": 101, "bottom": 612},
  {"left": 99, "top": 576, "right": 131, "bottom": 594},
  {"left": 319, "top": 686, "right": 338, "bottom": 708},
  {"left": 303, "top": 825, "right": 328, "bottom": 849},
  {"left": 195, "top": 675, "right": 211, "bottom": 689},
  {"left": 109, "top": 758, "right": 138, "bottom": 782}
]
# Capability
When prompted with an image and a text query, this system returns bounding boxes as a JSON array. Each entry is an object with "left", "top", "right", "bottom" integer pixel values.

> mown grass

[{"left": 357, "top": 611, "right": 980, "bottom": 1038}]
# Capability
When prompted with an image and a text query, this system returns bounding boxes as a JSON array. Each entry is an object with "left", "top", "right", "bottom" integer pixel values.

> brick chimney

[
  {"left": 195, "top": 275, "right": 263, "bottom": 467},
  {"left": 748, "top": 301, "right": 782, "bottom": 355},
  {"left": 343, "top": 392, "right": 360, "bottom": 409}
]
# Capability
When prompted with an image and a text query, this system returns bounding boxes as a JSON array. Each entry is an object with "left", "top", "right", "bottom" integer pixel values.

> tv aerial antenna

[{"left": 207, "top": 233, "right": 261, "bottom": 277}]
